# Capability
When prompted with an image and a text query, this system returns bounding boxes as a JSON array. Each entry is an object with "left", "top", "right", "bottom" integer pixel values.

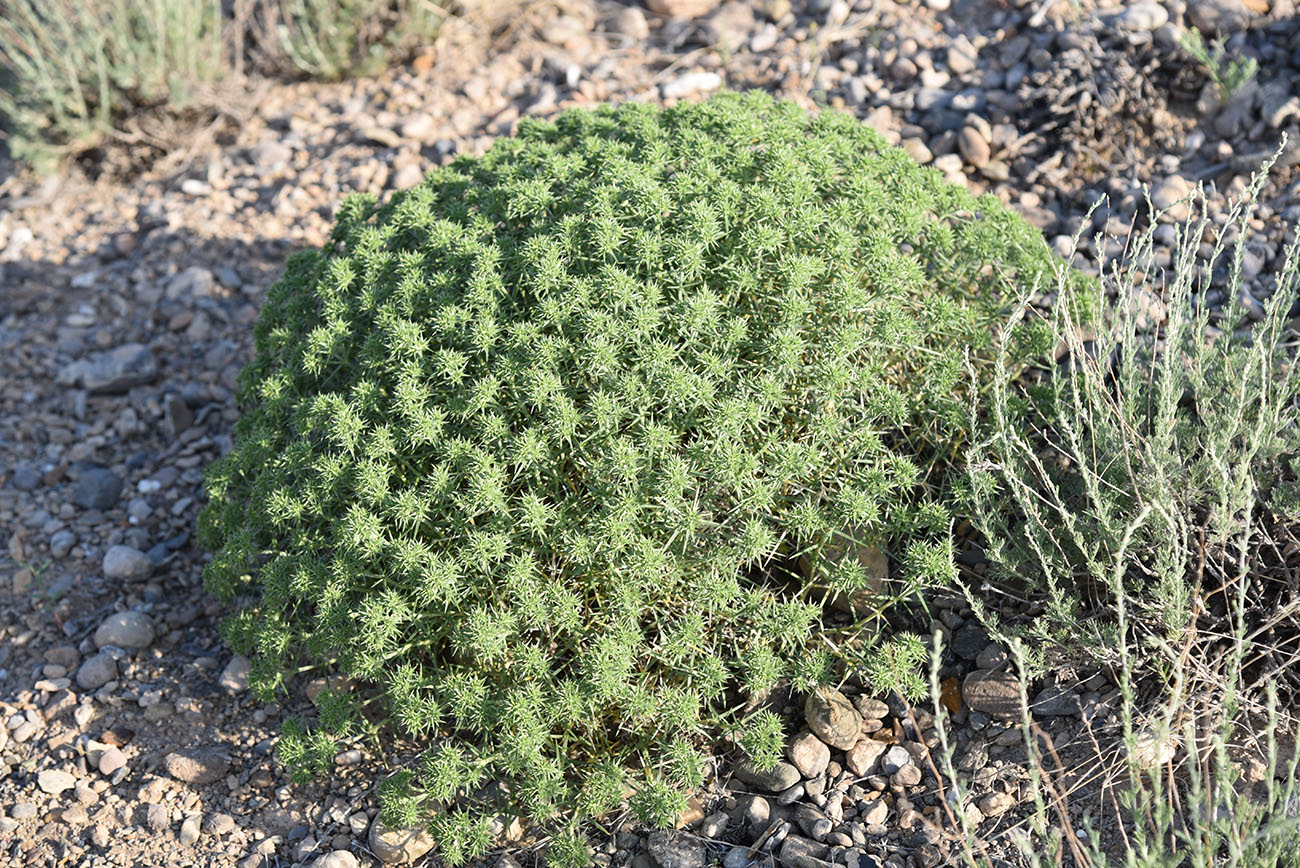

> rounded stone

[
  {"left": 368, "top": 820, "right": 435, "bottom": 864},
  {"left": 845, "top": 739, "right": 887, "bottom": 776},
  {"left": 94, "top": 611, "right": 155, "bottom": 650},
  {"left": 733, "top": 758, "right": 802, "bottom": 793},
  {"left": 102, "top": 545, "right": 154, "bottom": 581},
  {"left": 98, "top": 747, "right": 127, "bottom": 777},
  {"left": 76, "top": 653, "right": 118, "bottom": 690},
  {"left": 38, "top": 769, "right": 76, "bottom": 795},
  {"left": 787, "top": 731, "right": 831, "bottom": 779},
  {"left": 804, "top": 687, "right": 862, "bottom": 750},
  {"left": 309, "top": 852, "right": 359, "bottom": 868},
  {"left": 163, "top": 745, "right": 232, "bottom": 785}
]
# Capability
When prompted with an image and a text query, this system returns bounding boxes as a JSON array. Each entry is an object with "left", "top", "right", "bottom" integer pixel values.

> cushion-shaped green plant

[{"left": 198, "top": 90, "right": 1057, "bottom": 864}]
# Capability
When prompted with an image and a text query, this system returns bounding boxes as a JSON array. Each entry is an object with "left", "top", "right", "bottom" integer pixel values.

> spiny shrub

[{"left": 198, "top": 91, "right": 1060, "bottom": 863}]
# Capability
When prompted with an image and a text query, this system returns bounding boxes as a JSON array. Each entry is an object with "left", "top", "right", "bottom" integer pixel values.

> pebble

[
  {"left": 1151, "top": 175, "right": 1193, "bottom": 222},
  {"left": 1114, "top": 0, "right": 1168, "bottom": 31},
  {"left": 891, "top": 764, "right": 922, "bottom": 787},
  {"left": 310, "top": 853, "right": 359, "bottom": 868},
  {"left": 961, "top": 670, "right": 1020, "bottom": 717},
  {"left": 38, "top": 769, "right": 76, "bottom": 795},
  {"left": 74, "top": 467, "right": 124, "bottom": 510},
  {"left": 11, "top": 803, "right": 38, "bottom": 820},
  {"left": 743, "top": 795, "right": 771, "bottom": 829},
  {"left": 788, "top": 731, "right": 831, "bottom": 779},
  {"left": 94, "top": 611, "right": 155, "bottom": 649},
  {"left": 369, "top": 820, "right": 435, "bottom": 864},
  {"left": 701, "top": 811, "right": 729, "bottom": 838},
  {"left": 219, "top": 655, "right": 251, "bottom": 692},
  {"left": 1031, "top": 684, "right": 1082, "bottom": 717},
  {"left": 662, "top": 72, "right": 724, "bottom": 100},
  {"left": 978, "top": 791, "right": 1016, "bottom": 816},
  {"left": 733, "top": 758, "right": 802, "bottom": 793},
  {"left": 163, "top": 745, "right": 232, "bottom": 784},
  {"left": 145, "top": 803, "right": 170, "bottom": 830},
  {"left": 724, "top": 847, "right": 752, "bottom": 868},
  {"left": 804, "top": 688, "right": 861, "bottom": 750},
  {"left": 179, "top": 814, "right": 202, "bottom": 845},
  {"left": 49, "top": 529, "right": 75, "bottom": 558},
  {"left": 76, "top": 653, "right": 117, "bottom": 690},
  {"left": 613, "top": 6, "right": 651, "bottom": 40},
  {"left": 647, "top": 830, "right": 708, "bottom": 868},
  {"left": 98, "top": 747, "right": 127, "bottom": 776},
  {"left": 880, "top": 746, "right": 911, "bottom": 775},
  {"left": 204, "top": 813, "right": 237, "bottom": 836},
  {"left": 102, "top": 545, "right": 154, "bottom": 581},
  {"left": 1187, "top": 0, "right": 1260, "bottom": 32},
  {"left": 79, "top": 344, "right": 159, "bottom": 394},
  {"left": 647, "top": 0, "right": 720, "bottom": 17},
  {"left": 957, "top": 126, "right": 991, "bottom": 168},
  {"left": 845, "top": 739, "right": 887, "bottom": 776}
]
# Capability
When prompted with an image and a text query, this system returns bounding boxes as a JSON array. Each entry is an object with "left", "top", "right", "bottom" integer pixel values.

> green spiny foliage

[{"left": 198, "top": 90, "right": 1061, "bottom": 862}]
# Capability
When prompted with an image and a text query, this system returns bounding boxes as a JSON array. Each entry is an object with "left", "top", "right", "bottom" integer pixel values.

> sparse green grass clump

[
  {"left": 198, "top": 91, "right": 1060, "bottom": 863},
  {"left": 0, "top": 0, "right": 224, "bottom": 172}
]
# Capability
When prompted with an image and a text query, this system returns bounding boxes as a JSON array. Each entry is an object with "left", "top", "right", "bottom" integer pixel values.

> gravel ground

[{"left": 0, "top": 0, "right": 1297, "bottom": 866}]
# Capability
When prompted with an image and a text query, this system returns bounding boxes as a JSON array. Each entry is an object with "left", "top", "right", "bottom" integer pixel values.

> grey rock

[
  {"left": 179, "top": 814, "right": 202, "bottom": 845},
  {"left": 787, "top": 731, "right": 831, "bottom": 779},
  {"left": 98, "top": 747, "right": 127, "bottom": 776},
  {"left": 38, "top": 769, "right": 76, "bottom": 794},
  {"left": 950, "top": 621, "right": 990, "bottom": 660},
  {"left": 779, "top": 834, "right": 831, "bottom": 868},
  {"left": 1114, "top": 0, "right": 1168, "bottom": 30},
  {"left": 74, "top": 467, "right": 123, "bottom": 510},
  {"left": 165, "top": 267, "right": 216, "bottom": 301},
  {"left": 647, "top": 830, "right": 707, "bottom": 868},
  {"left": 204, "top": 813, "right": 237, "bottom": 836},
  {"left": 880, "top": 746, "right": 911, "bottom": 775},
  {"left": 103, "top": 545, "right": 153, "bottom": 581},
  {"left": 369, "top": 820, "right": 435, "bottom": 864},
  {"left": 733, "top": 758, "right": 801, "bottom": 793},
  {"left": 853, "top": 697, "right": 889, "bottom": 720},
  {"left": 701, "top": 810, "right": 729, "bottom": 838},
  {"left": 76, "top": 653, "right": 117, "bottom": 690},
  {"left": 10, "top": 463, "right": 41, "bottom": 490},
  {"left": 219, "top": 655, "right": 251, "bottom": 692},
  {"left": 700, "top": 1, "right": 755, "bottom": 49},
  {"left": 742, "top": 794, "right": 770, "bottom": 829},
  {"left": 723, "top": 847, "right": 752, "bottom": 868},
  {"left": 662, "top": 71, "right": 723, "bottom": 100},
  {"left": 1187, "top": 0, "right": 1260, "bottom": 32},
  {"left": 975, "top": 643, "right": 1008, "bottom": 671},
  {"left": 962, "top": 670, "right": 1020, "bottom": 717},
  {"left": 804, "top": 687, "right": 862, "bottom": 750},
  {"left": 82, "top": 344, "right": 159, "bottom": 394},
  {"left": 11, "top": 803, "right": 37, "bottom": 820},
  {"left": 94, "top": 611, "right": 155, "bottom": 650},
  {"left": 1030, "top": 684, "right": 1081, "bottom": 716},
  {"left": 145, "top": 803, "right": 170, "bottom": 830},
  {"left": 309, "top": 852, "right": 359, "bottom": 868},
  {"left": 164, "top": 745, "right": 231, "bottom": 785},
  {"left": 49, "top": 530, "right": 75, "bottom": 559}
]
